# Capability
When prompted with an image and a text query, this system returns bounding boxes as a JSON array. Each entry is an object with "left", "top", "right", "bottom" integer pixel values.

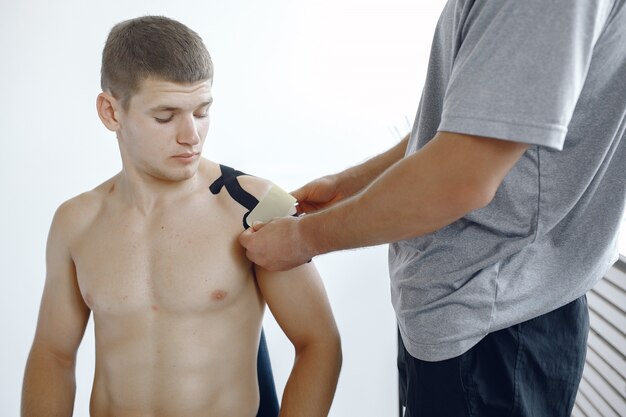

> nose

[{"left": 176, "top": 114, "right": 202, "bottom": 146}]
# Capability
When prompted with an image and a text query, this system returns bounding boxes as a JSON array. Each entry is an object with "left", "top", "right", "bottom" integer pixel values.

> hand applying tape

[
  {"left": 245, "top": 185, "right": 310, "bottom": 264},
  {"left": 245, "top": 184, "right": 298, "bottom": 228}
]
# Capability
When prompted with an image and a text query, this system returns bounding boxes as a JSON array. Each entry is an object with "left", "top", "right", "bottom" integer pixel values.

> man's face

[{"left": 116, "top": 77, "right": 213, "bottom": 183}]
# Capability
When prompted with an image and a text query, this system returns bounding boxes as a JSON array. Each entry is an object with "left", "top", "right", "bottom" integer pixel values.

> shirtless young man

[{"left": 21, "top": 16, "right": 341, "bottom": 417}]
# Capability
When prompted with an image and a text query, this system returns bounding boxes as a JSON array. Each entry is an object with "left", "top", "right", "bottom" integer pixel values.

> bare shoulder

[
  {"left": 198, "top": 159, "right": 297, "bottom": 232},
  {"left": 199, "top": 159, "right": 276, "bottom": 201},
  {"left": 237, "top": 173, "right": 275, "bottom": 201},
  {"left": 50, "top": 176, "right": 117, "bottom": 244}
]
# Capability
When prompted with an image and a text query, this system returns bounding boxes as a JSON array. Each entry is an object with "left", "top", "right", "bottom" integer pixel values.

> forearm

[
  {"left": 239, "top": 133, "right": 527, "bottom": 271},
  {"left": 301, "top": 133, "right": 524, "bottom": 255},
  {"left": 301, "top": 158, "right": 469, "bottom": 254},
  {"left": 279, "top": 341, "right": 342, "bottom": 417},
  {"left": 22, "top": 349, "right": 77, "bottom": 417},
  {"left": 336, "top": 135, "right": 409, "bottom": 195}
]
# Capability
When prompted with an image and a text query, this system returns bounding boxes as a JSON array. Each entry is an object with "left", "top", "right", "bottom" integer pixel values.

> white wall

[{"left": 0, "top": 0, "right": 447, "bottom": 415}]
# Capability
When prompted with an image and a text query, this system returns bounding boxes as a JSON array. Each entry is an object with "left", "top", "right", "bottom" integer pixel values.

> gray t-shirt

[{"left": 390, "top": 0, "right": 626, "bottom": 361}]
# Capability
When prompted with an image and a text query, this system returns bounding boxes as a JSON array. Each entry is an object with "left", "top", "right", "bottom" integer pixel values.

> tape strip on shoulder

[{"left": 209, "top": 164, "right": 259, "bottom": 228}]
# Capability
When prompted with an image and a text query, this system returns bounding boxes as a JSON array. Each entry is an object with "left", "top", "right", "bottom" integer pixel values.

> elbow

[
  {"left": 333, "top": 333, "right": 343, "bottom": 371},
  {"left": 469, "top": 183, "right": 498, "bottom": 211},
  {"left": 28, "top": 343, "right": 77, "bottom": 370},
  {"left": 454, "top": 180, "right": 498, "bottom": 214},
  {"left": 325, "top": 333, "right": 343, "bottom": 380},
  {"left": 296, "top": 332, "right": 342, "bottom": 370}
]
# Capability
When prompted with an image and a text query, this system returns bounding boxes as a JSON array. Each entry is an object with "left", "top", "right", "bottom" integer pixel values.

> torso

[{"left": 69, "top": 160, "right": 265, "bottom": 417}]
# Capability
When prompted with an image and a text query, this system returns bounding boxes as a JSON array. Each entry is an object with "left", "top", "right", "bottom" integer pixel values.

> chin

[
  {"left": 171, "top": 167, "right": 199, "bottom": 182},
  {"left": 150, "top": 165, "right": 199, "bottom": 183}
]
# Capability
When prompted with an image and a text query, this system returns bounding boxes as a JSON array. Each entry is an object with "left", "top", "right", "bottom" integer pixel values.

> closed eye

[{"left": 155, "top": 116, "right": 174, "bottom": 124}]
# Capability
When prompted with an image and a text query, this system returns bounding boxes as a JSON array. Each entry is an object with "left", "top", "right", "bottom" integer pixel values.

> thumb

[
  {"left": 238, "top": 227, "right": 253, "bottom": 247},
  {"left": 291, "top": 185, "right": 309, "bottom": 203},
  {"left": 252, "top": 221, "right": 266, "bottom": 231}
]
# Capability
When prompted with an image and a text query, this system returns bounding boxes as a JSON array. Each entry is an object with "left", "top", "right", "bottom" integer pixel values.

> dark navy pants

[
  {"left": 398, "top": 296, "right": 589, "bottom": 417},
  {"left": 257, "top": 329, "right": 279, "bottom": 417}
]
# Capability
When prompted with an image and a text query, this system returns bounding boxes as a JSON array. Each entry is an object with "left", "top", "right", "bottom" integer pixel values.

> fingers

[
  {"left": 292, "top": 184, "right": 317, "bottom": 215},
  {"left": 238, "top": 227, "right": 254, "bottom": 247},
  {"left": 290, "top": 185, "right": 308, "bottom": 204},
  {"left": 292, "top": 178, "right": 327, "bottom": 202},
  {"left": 239, "top": 222, "right": 265, "bottom": 250},
  {"left": 239, "top": 229, "right": 260, "bottom": 266},
  {"left": 252, "top": 221, "right": 265, "bottom": 231},
  {"left": 296, "top": 203, "right": 307, "bottom": 216}
]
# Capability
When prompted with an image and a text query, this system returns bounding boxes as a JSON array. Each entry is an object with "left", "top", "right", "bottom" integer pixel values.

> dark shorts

[{"left": 398, "top": 295, "right": 589, "bottom": 417}]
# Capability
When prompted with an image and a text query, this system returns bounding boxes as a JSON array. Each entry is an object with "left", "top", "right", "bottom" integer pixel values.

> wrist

[{"left": 297, "top": 212, "right": 329, "bottom": 259}]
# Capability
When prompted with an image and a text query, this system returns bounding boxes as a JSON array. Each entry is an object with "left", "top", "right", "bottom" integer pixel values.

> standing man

[{"left": 240, "top": 0, "right": 626, "bottom": 415}]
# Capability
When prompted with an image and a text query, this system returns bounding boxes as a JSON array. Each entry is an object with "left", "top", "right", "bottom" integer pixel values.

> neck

[{"left": 116, "top": 164, "right": 201, "bottom": 215}]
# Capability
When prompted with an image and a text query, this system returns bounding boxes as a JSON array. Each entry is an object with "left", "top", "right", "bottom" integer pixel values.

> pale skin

[
  {"left": 239, "top": 132, "right": 529, "bottom": 271},
  {"left": 21, "top": 78, "right": 341, "bottom": 417}
]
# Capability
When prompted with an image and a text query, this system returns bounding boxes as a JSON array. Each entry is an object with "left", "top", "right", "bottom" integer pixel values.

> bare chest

[{"left": 72, "top": 206, "right": 253, "bottom": 315}]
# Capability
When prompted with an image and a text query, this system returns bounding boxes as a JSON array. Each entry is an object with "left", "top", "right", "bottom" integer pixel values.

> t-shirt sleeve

[{"left": 438, "top": 0, "right": 614, "bottom": 150}]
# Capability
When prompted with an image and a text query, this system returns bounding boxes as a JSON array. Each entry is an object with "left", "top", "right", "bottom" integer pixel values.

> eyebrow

[{"left": 149, "top": 99, "right": 213, "bottom": 113}]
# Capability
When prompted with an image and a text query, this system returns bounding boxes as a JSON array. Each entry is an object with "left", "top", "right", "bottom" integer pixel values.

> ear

[{"left": 96, "top": 92, "right": 122, "bottom": 132}]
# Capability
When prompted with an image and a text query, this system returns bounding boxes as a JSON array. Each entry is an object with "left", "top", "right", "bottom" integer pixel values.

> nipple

[{"left": 211, "top": 289, "right": 228, "bottom": 301}]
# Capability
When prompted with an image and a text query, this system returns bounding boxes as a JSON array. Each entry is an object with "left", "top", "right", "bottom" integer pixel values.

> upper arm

[
  {"left": 238, "top": 174, "right": 339, "bottom": 346},
  {"left": 439, "top": 0, "right": 614, "bottom": 150},
  {"left": 30, "top": 202, "right": 90, "bottom": 363},
  {"left": 255, "top": 262, "right": 339, "bottom": 350}
]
